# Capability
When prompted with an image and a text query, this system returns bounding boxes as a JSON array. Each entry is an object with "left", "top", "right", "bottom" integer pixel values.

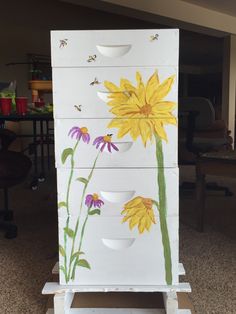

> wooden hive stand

[{"left": 42, "top": 262, "right": 192, "bottom": 314}]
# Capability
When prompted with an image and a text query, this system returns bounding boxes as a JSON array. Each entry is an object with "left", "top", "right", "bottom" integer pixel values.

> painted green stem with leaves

[
  {"left": 68, "top": 152, "right": 100, "bottom": 281},
  {"left": 155, "top": 134, "right": 172, "bottom": 285},
  {"left": 60, "top": 140, "right": 80, "bottom": 283},
  {"left": 70, "top": 210, "right": 89, "bottom": 280}
]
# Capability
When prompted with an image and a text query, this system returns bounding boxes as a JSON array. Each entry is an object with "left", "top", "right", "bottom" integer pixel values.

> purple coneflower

[
  {"left": 85, "top": 193, "right": 104, "bottom": 208},
  {"left": 93, "top": 134, "right": 119, "bottom": 152},
  {"left": 68, "top": 126, "right": 90, "bottom": 143}
]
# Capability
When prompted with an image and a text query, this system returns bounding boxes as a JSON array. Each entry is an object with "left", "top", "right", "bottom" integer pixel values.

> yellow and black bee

[
  {"left": 87, "top": 55, "right": 97, "bottom": 62},
  {"left": 74, "top": 105, "right": 82, "bottom": 112},
  {"left": 90, "top": 77, "right": 100, "bottom": 86},
  {"left": 150, "top": 34, "right": 159, "bottom": 42},
  {"left": 59, "top": 39, "right": 68, "bottom": 48}
]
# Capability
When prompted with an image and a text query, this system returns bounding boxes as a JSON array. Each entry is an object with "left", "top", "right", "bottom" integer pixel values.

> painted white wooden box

[{"left": 51, "top": 29, "right": 179, "bottom": 287}]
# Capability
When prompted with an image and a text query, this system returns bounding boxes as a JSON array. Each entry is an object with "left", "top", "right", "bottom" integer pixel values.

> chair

[
  {"left": 0, "top": 129, "right": 32, "bottom": 238},
  {"left": 178, "top": 97, "right": 233, "bottom": 197}
]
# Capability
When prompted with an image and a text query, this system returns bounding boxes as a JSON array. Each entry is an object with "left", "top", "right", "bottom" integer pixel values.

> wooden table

[
  {"left": 0, "top": 112, "right": 53, "bottom": 189},
  {"left": 196, "top": 151, "right": 236, "bottom": 231}
]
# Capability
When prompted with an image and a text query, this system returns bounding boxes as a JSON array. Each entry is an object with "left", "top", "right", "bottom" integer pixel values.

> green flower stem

[
  {"left": 71, "top": 210, "right": 89, "bottom": 280},
  {"left": 155, "top": 134, "right": 172, "bottom": 285},
  {"left": 68, "top": 152, "right": 100, "bottom": 281},
  {"left": 64, "top": 139, "right": 79, "bottom": 283}
]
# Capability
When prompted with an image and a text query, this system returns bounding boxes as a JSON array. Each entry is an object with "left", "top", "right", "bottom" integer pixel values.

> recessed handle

[
  {"left": 102, "top": 142, "right": 133, "bottom": 154},
  {"left": 113, "top": 142, "right": 133, "bottom": 153},
  {"left": 97, "top": 91, "right": 110, "bottom": 102},
  {"left": 100, "top": 191, "right": 135, "bottom": 203},
  {"left": 102, "top": 238, "right": 135, "bottom": 250},
  {"left": 96, "top": 44, "right": 132, "bottom": 58}
]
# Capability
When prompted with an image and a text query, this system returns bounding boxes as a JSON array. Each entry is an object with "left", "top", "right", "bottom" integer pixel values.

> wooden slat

[{"left": 43, "top": 282, "right": 191, "bottom": 295}]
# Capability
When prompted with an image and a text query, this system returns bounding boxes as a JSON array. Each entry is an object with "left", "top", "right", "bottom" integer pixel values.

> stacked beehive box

[{"left": 51, "top": 29, "right": 179, "bottom": 287}]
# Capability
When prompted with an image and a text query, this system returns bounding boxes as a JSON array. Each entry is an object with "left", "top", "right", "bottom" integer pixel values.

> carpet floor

[{"left": 0, "top": 165, "right": 235, "bottom": 314}]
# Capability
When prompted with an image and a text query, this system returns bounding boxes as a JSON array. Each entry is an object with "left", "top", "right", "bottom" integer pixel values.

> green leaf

[
  {"left": 77, "top": 259, "right": 91, "bottom": 269},
  {"left": 58, "top": 201, "right": 67, "bottom": 209},
  {"left": 64, "top": 227, "right": 75, "bottom": 238},
  {"left": 61, "top": 148, "right": 73, "bottom": 164},
  {"left": 59, "top": 265, "right": 66, "bottom": 275},
  {"left": 59, "top": 245, "right": 65, "bottom": 257},
  {"left": 71, "top": 251, "right": 84, "bottom": 262},
  {"left": 89, "top": 209, "right": 101, "bottom": 215},
  {"left": 76, "top": 177, "right": 88, "bottom": 184}
]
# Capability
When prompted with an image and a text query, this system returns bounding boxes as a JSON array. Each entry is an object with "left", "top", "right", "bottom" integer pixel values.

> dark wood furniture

[
  {"left": 196, "top": 151, "right": 236, "bottom": 232},
  {"left": 0, "top": 112, "right": 53, "bottom": 189}
]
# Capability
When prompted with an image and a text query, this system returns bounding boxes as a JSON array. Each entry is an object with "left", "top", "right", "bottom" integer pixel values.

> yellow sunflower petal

[
  {"left": 136, "top": 72, "right": 146, "bottom": 105},
  {"left": 126, "top": 93, "right": 142, "bottom": 109},
  {"left": 108, "top": 118, "right": 125, "bottom": 129},
  {"left": 125, "top": 196, "right": 142, "bottom": 208},
  {"left": 150, "top": 75, "right": 175, "bottom": 104},
  {"left": 139, "top": 119, "right": 153, "bottom": 146},
  {"left": 117, "top": 121, "right": 132, "bottom": 138},
  {"left": 129, "top": 215, "right": 140, "bottom": 230},
  {"left": 129, "top": 119, "right": 141, "bottom": 141},
  {"left": 163, "top": 117, "right": 177, "bottom": 126},
  {"left": 120, "top": 78, "right": 136, "bottom": 93},
  {"left": 104, "top": 81, "right": 120, "bottom": 92},
  {"left": 110, "top": 105, "right": 140, "bottom": 117},
  {"left": 153, "top": 120, "right": 168, "bottom": 142},
  {"left": 146, "top": 70, "right": 160, "bottom": 103},
  {"left": 154, "top": 101, "right": 176, "bottom": 111},
  {"left": 138, "top": 216, "right": 147, "bottom": 234}
]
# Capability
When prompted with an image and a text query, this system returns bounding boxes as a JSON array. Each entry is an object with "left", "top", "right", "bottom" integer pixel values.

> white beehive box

[{"left": 51, "top": 29, "right": 179, "bottom": 287}]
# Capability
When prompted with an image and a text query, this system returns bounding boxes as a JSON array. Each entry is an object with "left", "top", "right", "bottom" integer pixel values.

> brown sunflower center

[
  {"left": 140, "top": 103, "right": 152, "bottom": 117},
  {"left": 142, "top": 197, "right": 153, "bottom": 210}
]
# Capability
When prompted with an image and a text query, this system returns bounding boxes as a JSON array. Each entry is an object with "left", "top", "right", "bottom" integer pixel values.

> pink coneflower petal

[
  {"left": 107, "top": 142, "right": 111, "bottom": 152},
  {"left": 69, "top": 126, "right": 78, "bottom": 133},
  {"left": 69, "top": 128, "right": 81, "bottom": 139},
  {"left": 95, "top": 200, "right": 104, "bottom": 208},
  {"left": 68, "top": 127, "right": 79, "bottom": 136},
  {"left": 110, "top": 142, "right": 119, "bottom": 151},
  {"left": 85, "top": 194, "right": 93, "bottom": 207},
  {"left": 93, "top": 136, "right": 103, "bottom": 145},
  {"left": 85, "top": 193, "right": 104, "bottom": 209},
  {"left": 100, "top": 142, "right": 106, "bottom": 152},
  {"left": 82, "top": 133, "right": 90, "bottom": 143}
]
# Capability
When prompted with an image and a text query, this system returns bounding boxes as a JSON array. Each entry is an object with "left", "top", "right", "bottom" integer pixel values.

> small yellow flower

[
  {"left": 104, "top": 71, "right": 177, "bottom": 145},
  {"left": 121, "top": 196, "right": 156, "bottom": 234}
]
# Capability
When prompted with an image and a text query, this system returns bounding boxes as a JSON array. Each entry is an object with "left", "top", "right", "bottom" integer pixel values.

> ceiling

[{"left": 182, "top": 0, "right": 236, "bottom": 17}]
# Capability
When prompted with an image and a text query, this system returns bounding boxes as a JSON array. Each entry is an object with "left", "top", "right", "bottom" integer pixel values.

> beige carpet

[{"left": 0, "top": 165, "right": 235, "bottom": 313}]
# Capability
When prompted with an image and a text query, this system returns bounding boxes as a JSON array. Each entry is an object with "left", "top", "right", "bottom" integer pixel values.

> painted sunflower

[
  {"left": 121, "top": 196, "right": 156, "bottom": 234},
  {"left": 104, "top": 71, "right": 176, "bottom": 145}
]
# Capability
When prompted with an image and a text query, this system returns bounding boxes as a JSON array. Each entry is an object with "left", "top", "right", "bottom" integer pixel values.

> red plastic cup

[
  {"left": 35, "top": 100, "right": 45, "bottom": 108},
  {"left": 16, "top": 97, "right": 28, "bottom": 115},
  {"left": 0, "top": 97, "right": 12, "bottom": 115}
]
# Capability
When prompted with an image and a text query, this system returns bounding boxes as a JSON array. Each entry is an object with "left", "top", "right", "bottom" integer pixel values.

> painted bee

[
  {"left": 59, "top": 39, "right": 68, "bottom": 48},
  {"left": 150, "top": 34, "right": 159, "bottom": 42},
  {"left": 90, "top": 77, "right": 100, "bottom": 86},
  {"left": 87, "top": 55, "right": 97, "bottom": 62},
  {"left": 74, "top": 105, "right": 82, "bottom": 112}
]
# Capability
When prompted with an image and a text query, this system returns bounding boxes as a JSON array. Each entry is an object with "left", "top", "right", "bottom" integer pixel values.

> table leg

[
  {"left": 39, "top": 120, "right": 45, "bottom": 182},
  {"left": 46, "top": 120, "right": 50, "bottom": 170},
  {"left": 196, "top": 164, "right": 206, "bottom": 232},
  {"left": 31, "top": 120, "right": 39, "bottom": 190}
]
